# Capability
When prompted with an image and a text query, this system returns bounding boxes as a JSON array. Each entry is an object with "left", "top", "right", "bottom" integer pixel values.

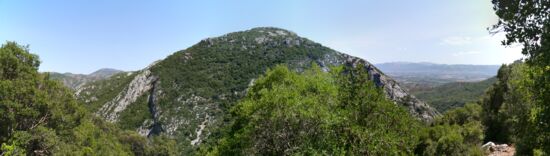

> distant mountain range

[
  {"left": 375, "top": 62, "right": 500, "bottom": 87},
  {"left": 49, "top": 68, "right": 123, "bottom": 90}
]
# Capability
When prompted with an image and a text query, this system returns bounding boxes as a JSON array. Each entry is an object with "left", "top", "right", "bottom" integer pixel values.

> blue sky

[{"left": 0, "top": 0, "right": 523, "bottom": 74}]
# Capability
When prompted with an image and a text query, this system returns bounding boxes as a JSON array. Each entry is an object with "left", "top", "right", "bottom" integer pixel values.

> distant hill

[
  {"left": 89, "top": 68, "right": 123, "bottom": 78},
  {"left": 375, "top": 62, "right": 500, "bottom": 87},
  {"left": 49, "top": 68, "right": 122, "bottom": 90}
]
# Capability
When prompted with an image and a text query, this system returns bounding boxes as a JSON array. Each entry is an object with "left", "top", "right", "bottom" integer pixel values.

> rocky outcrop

[
  {"left": 482, "top": 142, "right": 515, "bottom": 156},
  {"left": 191, "top": 114, "right": 209, "bottom": 146},
  {"left": 96, "top": 65, "right": 158, "bottom": 122}
]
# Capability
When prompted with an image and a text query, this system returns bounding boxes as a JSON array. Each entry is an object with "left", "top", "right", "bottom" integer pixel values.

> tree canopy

[
  {"left": 492, "top": 0, "right": 550, "bottom": 153},
  {"left": 204, "top": 64, "right": 422, "bottom": 155},
  {"left": 0, "top": 42, "right": 176, "bottom": 156}
]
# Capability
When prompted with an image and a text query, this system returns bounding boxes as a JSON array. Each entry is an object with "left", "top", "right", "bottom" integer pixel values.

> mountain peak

[
  {"left": 89, "top": 68, "right": 122, "bottom": 77},
  {"left": 198, "top": 27, "right": 306, "bottom": 51},
  {"left": 249, "top": 27, "right": 296, "bottom": 35}
]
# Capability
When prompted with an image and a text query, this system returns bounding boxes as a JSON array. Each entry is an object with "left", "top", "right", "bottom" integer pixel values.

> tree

[
  {"left": 416, "top": 103, "right": 484, "bottom": 156},
  {"left": 477, "top": 62, "right": 539, "bottom": 155},
  {"left": 481, "top": 64, "right": 511, "bottom": 143},
  {"left": 491, "top": 0, "right": 550, "bottom": 153},
  {"left": 0, "top": 41, "right": 176, "bottom": 155},
  {"left": 0, "top": 42, "right": 85, "bottom": 155},
  {"left": 206, "top": 63, "right": 421, "bottom": 155},
  {"left": 337, "top": 62, "right": 421, "bottom": 155}
]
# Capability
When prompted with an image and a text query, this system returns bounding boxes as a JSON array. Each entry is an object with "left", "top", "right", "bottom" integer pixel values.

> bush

[
  {"left": 205, "top": 64, "right": 421, "bottom": 155},
  {"left": 416, "top": 103, "right": 484, "bottom": 156},
  {"left": 0, "top": 42, "right": 176, "bottom": 155}
]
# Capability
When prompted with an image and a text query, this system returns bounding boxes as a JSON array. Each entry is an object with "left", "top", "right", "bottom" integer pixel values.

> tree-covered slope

[
  {"left": 77, "top": 27, "right": 439, "bottom": 154},
  {"left": 411, "top": 77, "right": 497, "bottom": 112}
]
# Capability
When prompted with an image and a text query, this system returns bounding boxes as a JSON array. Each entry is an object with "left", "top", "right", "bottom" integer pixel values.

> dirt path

[{"left": 488, "top": 145, "right": 515, "bottom": 156}]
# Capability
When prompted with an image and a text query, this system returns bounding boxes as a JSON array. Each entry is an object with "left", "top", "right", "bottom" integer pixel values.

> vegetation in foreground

[
  {"left": 199, "top": 63, "right": 493, "bottom": 155},
  {"left": 0, "top": 42, "right": 177, "bottom": 155},
  {"left": 489, "top": 0, "right": 550, "bottom": 154},
  {"left": 203, "top": 64, "right": 421, "bottom": 155}
]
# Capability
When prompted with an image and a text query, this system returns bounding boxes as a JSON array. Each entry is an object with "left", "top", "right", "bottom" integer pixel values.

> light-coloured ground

[{"left": 488, "top": 145, "right": 515, "bottom": 156}]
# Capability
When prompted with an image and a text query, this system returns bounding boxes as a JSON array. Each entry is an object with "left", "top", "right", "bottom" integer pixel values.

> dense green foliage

[
  {"left": 412, "top": 77, "right": 496, "bottom": 112},
  {"left": 416, "top": 103, "right": 484, "bottom": 156},
  {"left": 415, "top": 62, "right": 542, "bottom": 156},
  {"left": 117, "top": 92, "right": 153, "bottom": 130},
  {"left": 0, "top": 42, "right": 175, "bottom": 155},
  {"left": 479, "top": 62, "right": 541, "bottom": 155},
  {"left": 204, "top": 64, "right": 422, "bottom": 155},
  {"left": 492, "top": 0, "right": 550, "bottom": 153}
]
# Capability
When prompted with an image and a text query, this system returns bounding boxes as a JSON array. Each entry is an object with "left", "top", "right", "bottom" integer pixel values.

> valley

[{"left": 376, "top": 62, "right": 500, "bottom": 112}]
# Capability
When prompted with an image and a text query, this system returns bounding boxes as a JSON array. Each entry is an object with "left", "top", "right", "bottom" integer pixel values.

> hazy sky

[{"left": 0, "top": 0, "right": 524, "bottom": 74}]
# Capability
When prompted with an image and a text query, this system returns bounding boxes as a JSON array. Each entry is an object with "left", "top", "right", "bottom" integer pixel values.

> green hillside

[{"left": 411, "top": 77, "right": 497, "bottom": 112}]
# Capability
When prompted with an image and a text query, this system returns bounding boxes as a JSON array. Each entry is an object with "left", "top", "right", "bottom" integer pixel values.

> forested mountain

[{"left": 75, "top": 27, "right": 438, "bottom": 154}]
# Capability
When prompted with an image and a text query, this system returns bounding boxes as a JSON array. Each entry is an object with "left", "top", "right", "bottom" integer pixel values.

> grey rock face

[{"left": 97, "top": 64, "right": 158, "bottom": 122}]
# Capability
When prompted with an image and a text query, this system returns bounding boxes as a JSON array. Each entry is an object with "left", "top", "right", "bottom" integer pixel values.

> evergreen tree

[
  {"left": 0, "top": 42, "right": 85, "bottom": 155},
  {"left": 491, "top": 0, "right": 550, "bottom": 153},
  {"left": 206, "top": 63, "right": 421, "bottom": 155},
  {"left": 0, "top": 42, "right": 176, "bottom": 155},
  {"left": 481, "top": 64, "right": 510, "bottom": 143}
]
